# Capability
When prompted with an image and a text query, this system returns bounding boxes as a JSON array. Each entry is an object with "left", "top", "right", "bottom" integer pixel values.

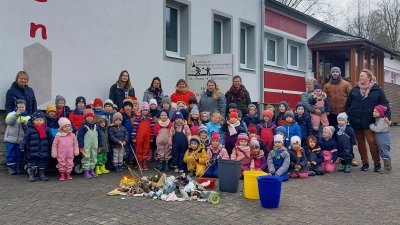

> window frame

[
  {"left": 265, "top": 37, "right": 277, "bottom": 65},
  {"left": 240, "top": 26, "right": 247, "bottom": 68},
  {"left": 213, "top": 19, "right": 224, "bottom": 54},
  {"left": 287, "top": 43, "right": 299, "bottom": 69},
  {"left": 165, "top": 4, "right": 180, "bottom": 58}
]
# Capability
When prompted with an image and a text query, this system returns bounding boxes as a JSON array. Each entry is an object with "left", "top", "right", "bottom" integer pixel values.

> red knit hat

[
  {"left": 236, "top": 133, "right": 249, "bottom": 143},
  {"left": 247, "top": 124, "right": 258, "bottom": 135},
  {"left": 131, "top": 97, "right": 139, "bottom": 106},
  {"left": 211, "top": 132, "right": 220, "bottom": 141},
  {"left": 375, "top": 105, "right": 387, "bottom": 117},
  {"left": 229, "top": 109, "right": 239, "bottom": 120},
  {"left": 262, "top": 110, "right": 274, "bottom": 120},
  {"left": 83, "top": 105, "right": 94, "bottom": 118},
  {"left": 93, "top": 98, "right": 103, "bottom": 107}
]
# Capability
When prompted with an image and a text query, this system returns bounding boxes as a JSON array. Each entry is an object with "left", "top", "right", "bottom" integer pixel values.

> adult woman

[
  {"left": 170, "top": 79, "right": 196, "bottom": 106},
  {"left": 225, "top": 75, "right": 251, "bottom": 116},
  {"left": 143, "top": 77, "right": 164, "bottom": 109},
  {"left": 345, "top": 69, "right": 391, "bottom": 172},
  {"left": 198, "top": 79, "right": 226, "bottom": 116},
  {"left": 5, "top": 71, "right": 37, "bottom": 115},
  {"left": 301, "top": 77, "right": 325, "bottom": 115},
  {"left": 109, "top": 70, "right": 135, "bottom": 110}
]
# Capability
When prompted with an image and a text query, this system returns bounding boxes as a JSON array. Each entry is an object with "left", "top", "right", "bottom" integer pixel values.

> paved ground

[{"left": 1, "top": 127, "right": 400, "bottom": 225}]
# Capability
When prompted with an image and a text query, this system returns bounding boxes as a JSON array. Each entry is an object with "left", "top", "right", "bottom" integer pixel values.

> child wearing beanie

[
  {"left": 242, "top": 104, "right": 261, "bottom": 127},
  {"left": 237, "top": 110, "right": 248, "bottom": 134},
  {"left": 206, "top": 112, "right": 224, "bottom": 145},
  {"left": 93, "top": 98, "right": 105, "bottom": 116},
  {"left": 131, "top": 97, "right": 140, "bottom": 116},
  {"left": 259, "top": 109, "right": 276, "bottom": 154},
  {"left": 120, "top": 96, "right": 137, "bottom": 164},
  {"left": 188, "top": 96, "right": 197, "bottom": 113},
  {"left": 335, "top": 112, "right": 357, "bottom": 173},
  {"left": 5, "top": 99, "right": 30, "bottom": 175},
  {"left": 108, "top": 112, "right": 129, "bottom": 172},
  {"left": 288, "top": 136, "right": 309, "bottom": 178},
  {"left": 132, "top": 102, "right": 155, "bottom": 171},
  {"left": 231, "top": 133, "right": 250, "bottom": 163},
  {"left": 370, "top": 105, "right": 392, "bottom": 173},
  {"left": 319, "top": 126, "right": 338, "bottom": 173},
  {"left": 283, "top": 110, "right": 302, "bottom": 146},
  {"left": 94, "top": 116, "right": 110, "bottom": 175},
  {"left": 169, "top": 111, "right": 192, "bottom": 173},
  {"left": 183, "top": 137, "right": 207, "bottom": 177},
  {"left": 275, "top": 101, "right": 289, "bottom": 126},
  {"left": 55, "top": 95, "right": 71, "bottom": 119},
  {"left": 309, "top": 84, "right": 330, "bottom": 136},
  {"left": 267, "top": 134, "right": 290, "bottom": 181},
  {"left": 198, "top": 124, "right": 210, "bottom": 149},
  {"left": 294, "top": 102, "right": 313, "bottom": 149},
  {"left": 45, "top": 104, "right": 59, "bottom": 137},
  {"left": 305, "top": 135, "right": 324, "bottom": 175},
  {"left": 77, "top": 106, "right": 103, "bottom": 179},
  {"left": 188, "top": 106, "right": 201, "bottom": 136},
  {"left": 221, "top": 109, "right": 244, "bottom": 156},
  {"left": 148, "top": 98, "right": 160, "bottom": 161},
  {"left": 20, "top": 110, "right": 54, "bottom": 182},
  {"left": 69, "top": 96, "right": 87, "bottom": 131},
  {"left": 51, "top": 117, "right": 79, "bottom": 180},
  {"left": 154, "top": 109, "right": 173, "bottom": 172},
  {"left": 204, "top": 132, "right": 229, "bottom": 178},
  {"left": 102, "top": 99, "right": 114, "bottom": 124},
  {"left": 240, "top": 140, "right": 267, "bottom": 178}
]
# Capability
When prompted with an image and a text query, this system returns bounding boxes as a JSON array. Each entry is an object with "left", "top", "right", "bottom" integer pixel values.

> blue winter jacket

[
  {"left": 318, "top": 137, "right": 338, "bottom": 162},
  {"left": 77, "top": 122, "right": 103, "bottom": 148},
  {"left": 242, "top": 114, "right": 261, "bottom": 127},
  {"left": 294, "top": 113, "right": 312, "bottom": 141},
  {"left": 5, "top": 82, "right": 37, "bottom": 115},
  {"left": 283, "top": 122, "right": 302, "bottom": 141},
  {"left": 206, "top": 122, "right": 224, "bottom": 144},
  {"left": 20, "top": 123, "right": 54, "bottom": 159}
]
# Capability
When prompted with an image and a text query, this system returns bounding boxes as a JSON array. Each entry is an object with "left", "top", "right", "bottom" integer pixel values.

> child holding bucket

[
  {"left": 267, "top": 134, "right": 290, "bottom": 181},
  {"left": 203, "top": 132, "right": 229, "bottom": 178}
]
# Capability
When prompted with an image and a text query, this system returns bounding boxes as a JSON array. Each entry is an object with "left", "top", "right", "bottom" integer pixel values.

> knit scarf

[
  {"left": 330, "top": 75, "right": 341, "bottom": 84},
  {"left": 237, "top": 145, "right": 250, "bottom": 157},
  {"left": 176, "top": 86, "right": 189, "bottom": 94},
  {"left": 158, "top": 118, "right": 170, "bottom": 127},
  {"left": 57, "top": 108, "right": 63, "bottom": 118},
  {"left": 206, "top": 90, "right": 213, "bottom": 97},
  {"left": 312, "top": 147, "right": 321, "bottom": 152},
  {"left": 148, "top": 87, "right": 163, "bottom": 106},
  {"left": 358, "top": 81, "right": 375, "bottom": 99},
  {"left": 228, "top": 120, "right": 240, "bottom": 135},
  {"left": 274, "top": 149, "right": 283, "bottom": 159},
  {"left": 337, "top": 124, "right": 346, "bottom": 136},
  {"left": 83, "top": 122, "right": 96, "bottom": 130},
  {"left": 229, "top": 84, "right": 246, "bottom": 101},
  {"left": 294, "top": 147, "right": 302, "bottom": 172},
  {"left": 210, "top": 145, "right": 221, "bottom": 152},
  {"left": 34, "top": 124, "right": 46, "bottom": 138}
]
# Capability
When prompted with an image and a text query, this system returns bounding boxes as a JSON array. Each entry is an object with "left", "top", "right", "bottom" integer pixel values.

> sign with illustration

[{"left": 186, "top": 54, "right": 233, "bottom": 100}]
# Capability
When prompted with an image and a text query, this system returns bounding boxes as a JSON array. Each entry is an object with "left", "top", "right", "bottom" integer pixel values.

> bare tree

[{"left": 379, "top": 0, "right": 400, "bottom": 51}]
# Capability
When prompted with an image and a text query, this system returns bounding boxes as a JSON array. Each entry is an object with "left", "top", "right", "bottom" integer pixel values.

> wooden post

[
  {"left": 316, "top": 51, "right": 320, "bottom": 82},
  {"left": 379, "top": 57, "right": 385, "bottom": 89},
  {"left": 349, "top": 48, "right": 357, "bottom": 86},
  {"left": 366, "top": 53, "right": 371, "bottom": 70},
  {"left": 374, "top": 57, "right": 379, "bottom": 85},
  {"left": 358, "top": 50, "right": 364, "bottom": 76}
]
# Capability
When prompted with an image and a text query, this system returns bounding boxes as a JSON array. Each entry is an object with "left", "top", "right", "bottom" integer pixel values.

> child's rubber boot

[
  {"left": 159, "top": 161, "right": 164, "bottom": 172},
  {"left": 137, "top": 161, "right": 143, "bottom": 171},
  {"left": 338, "top": 164, "right": 346, "bottom": 172},
  {"left": 164, "top": 161, "right": 170, "bottom": 172},
  {"left": 344, "top": 165, "right": 352, "bottom": 173},
  {"left": 89, "top": 169, "right": 98, "bottom": 178},
  {"left": 114, "top": 165, "right": 119, "bottom": 172},
  {"left": 142, "top": 160, "right": 148, "bottom": 171},
  {"left": 381, "top": 160, "right": 392, "bottom": 174},
  {"left": 65, "top": 172, "right": 73, "bottom": 180},
  {"left": 95, "top": 165, "right": 102, "bottom": 175},
  {"left": 59, "top": 171, "right": 65, "bottom": 181},
  {"left": 7, "top": 165, "right": 16, "bottom": 175},
  {"left": 119, "top": 165, "right": 123, "bottom": 172},
  {"left": 100, "top": 164, "right": 109, "bottom": 174},
  {"left": 83, "top": 170, "right": 92, "bottom": 179},
  {"left": 16, "top": 166, "right": 24, "bottom": 174},
  {"left": 39, "top": 169, "right": 49, "bottom": 181},
  {"left": 29, "top": 168, "right": 36, "bottom": 182}
]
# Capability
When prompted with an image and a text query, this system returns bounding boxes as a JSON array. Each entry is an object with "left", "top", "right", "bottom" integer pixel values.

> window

[
  {"left": 239, "top": 19, "right": 256, "bottom": 70},
  {"left": 287, "top": 44, "right": 299, "bottom": 68},
  {"left": 213, "top": 20, "right": 223, "bottom": 54},
  {"left": 265, "top": 38, "right": 277, "bottom": 64},
  {"left": 240, "top": 27, "right": 247, "bottom": 66},
  {"left": 166, "top": 6, "right": 179, "bottom": 55}
]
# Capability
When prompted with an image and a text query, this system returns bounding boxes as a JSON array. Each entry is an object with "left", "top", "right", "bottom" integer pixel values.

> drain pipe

[{"left": 259, "top": 0, "right": 265, "bottom": 111}]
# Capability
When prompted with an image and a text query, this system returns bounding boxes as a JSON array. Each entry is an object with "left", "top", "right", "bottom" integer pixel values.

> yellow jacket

[{"left": 183, "top": 144, "right": 208, "bottom": 165}]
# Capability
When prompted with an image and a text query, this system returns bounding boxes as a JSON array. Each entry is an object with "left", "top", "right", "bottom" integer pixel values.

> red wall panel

[
  {"left": 265, "top": 9, "right": 307, "bottom": 39},
  {"left": 264, "top": 92, "right": 301, "bottom": 110},
  {"left": 264, "top": 71, "right": 306, "bottom": 92}
]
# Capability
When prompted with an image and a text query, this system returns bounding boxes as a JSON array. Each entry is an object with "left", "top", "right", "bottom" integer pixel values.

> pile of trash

[{"left": 107, "top": 166, "right": 221, "bottom": 204}]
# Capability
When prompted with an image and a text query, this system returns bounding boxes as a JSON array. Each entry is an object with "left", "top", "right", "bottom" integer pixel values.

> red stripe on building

[
  {"left": 264, "top": 91, "right": 301, "bottom": 110},
  {"left": 265, "top": 9, "right": 307, "bottom": 39},
  {"left": 264, "top": 71, "right": 306, "bottom": 92}
]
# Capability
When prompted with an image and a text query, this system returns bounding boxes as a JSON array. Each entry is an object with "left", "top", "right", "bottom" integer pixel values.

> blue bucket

[{"left": 256, "top": 176, "right": 282, "bottom": 208}]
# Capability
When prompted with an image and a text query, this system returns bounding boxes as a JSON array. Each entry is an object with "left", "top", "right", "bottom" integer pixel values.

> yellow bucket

[{"left": 243, "top": 171, "right": 267, "bottom": 200}]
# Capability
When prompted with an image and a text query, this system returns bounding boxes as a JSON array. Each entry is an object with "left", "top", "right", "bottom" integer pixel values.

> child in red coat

[
  {"left": 132, "top": 102, "right": 155, "bottom": 171},
  {"left": 69, "top": 96, "right": 87, "bottom": 131}
]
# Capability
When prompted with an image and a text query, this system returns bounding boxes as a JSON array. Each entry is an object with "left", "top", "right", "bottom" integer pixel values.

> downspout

[{"left": 259, "top": 0, "right": 265, "bottom": 109}]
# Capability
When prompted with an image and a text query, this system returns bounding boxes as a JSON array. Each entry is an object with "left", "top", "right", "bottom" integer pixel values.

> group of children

[{"left": 4, "top": 91, "right": 392, "bottom": 182}]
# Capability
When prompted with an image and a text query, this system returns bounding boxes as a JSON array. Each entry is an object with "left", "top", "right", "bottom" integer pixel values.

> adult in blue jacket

[{"left": 5, "top": 71, "right": 37, "bottom": 115}]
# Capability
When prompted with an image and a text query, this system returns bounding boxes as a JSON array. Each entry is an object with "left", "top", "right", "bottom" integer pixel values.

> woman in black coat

[
  {"left": 5, "top": 71, "right": 37, "bottom": 115},
  {"left": 344, "top": 69, "right": 391, "bottom": 172},
  {"left": 109, "top": 70, "right": 135, "bottom": 110},
  {"left": 225, "top": 75, "right": 252, "bottom": 117}
]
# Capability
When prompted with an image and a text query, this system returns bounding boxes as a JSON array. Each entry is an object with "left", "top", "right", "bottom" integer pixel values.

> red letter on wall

[
  {"left": 35, "top": 0, "right": 47, "bottom": 2},
  {"left": 30, "top": 22, "right": 47, "bottom": 40}
]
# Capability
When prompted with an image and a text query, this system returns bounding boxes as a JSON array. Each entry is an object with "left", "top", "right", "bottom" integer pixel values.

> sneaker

[
  {"left": 360, "top": 163, "right": 369, "bottom": 171},
  {"left": 374, "top": 164, "right": 381, "bottom": 172},
  {"left": 174, "top": 168, "right": 179, "bottom": 173},
  {"left": 338, "top": 165, "right": 346, "bottom": 172},
  {"left": 344, "top": 165, "right": 352, "bottom": 173}
]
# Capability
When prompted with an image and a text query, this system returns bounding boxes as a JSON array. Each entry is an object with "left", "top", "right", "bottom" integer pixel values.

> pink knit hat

[
  {"left": 324, "top": 126, "right": 335, "bottom": 138},
  {"left": 375, "top": 105, "right": 387, "bottom": 117},
  {"left": 141, "top": 102, "right": 150, "bottom": 111},
  {"left": 58, "top": 117, "right": 71, "bottom": 128},
  {"left": 237, "top": 133, "right": 249, "bottom": 143},
  {"left": 211, "top": 132, "right": 220, "bottom": 141},
  {"left": 83, "top": 105, "right": 94, "bottom": 118}
]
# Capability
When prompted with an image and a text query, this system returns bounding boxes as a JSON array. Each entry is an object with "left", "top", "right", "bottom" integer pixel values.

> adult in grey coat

[
  {"left": 301, "top": 77, "right": 325, "bottom": 115},
  {"left": 143, "top": 77, "right": 164, "bottom": 110},
  {"left": 198, "top": 79, "right": 226, "bottom": 117}
]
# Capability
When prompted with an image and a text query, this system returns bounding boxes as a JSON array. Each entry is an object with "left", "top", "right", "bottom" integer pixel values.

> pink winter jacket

[
  {"left": 206, "top": 146, "right": 229, "bottom": 164},
  {"left": 230, "top": 146, "right": 250, "bottom": 161},
  {"left": 51, "top": 132, "right": 79, "bottom": 158}
]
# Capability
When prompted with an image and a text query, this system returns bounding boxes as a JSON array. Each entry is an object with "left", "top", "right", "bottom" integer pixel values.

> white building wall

[{"left": 384, "top": 57, "right": 400, "bottom": 85}]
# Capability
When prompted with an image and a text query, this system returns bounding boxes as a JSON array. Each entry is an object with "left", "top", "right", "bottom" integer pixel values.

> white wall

[
  {"left": 384, "top": 57, "right": 400, "bottom": 84},
  {"left": 0, "top": 0, "right": 261, "bottom": 110}
]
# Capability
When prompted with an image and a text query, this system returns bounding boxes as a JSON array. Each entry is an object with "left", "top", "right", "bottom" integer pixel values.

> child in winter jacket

[
  {"left": 131, "top": 97, "right": 140, "bottom": 116},
  {"left": 154, "top": 109, "right": 173, "bottom": 172},
  {"left": 93, "top": 98, "right": 105, "bottom": 116},
  {"left": 275, "top": 101, "right": 289, "bottom": 126},
  {"left": 148, "top": 99, "right": 160, "bottom": 161},
  {"left": 201, "top": 111, "right": 210, "bottom": 125},
  {"left": 20, "top": 110, "right": 54, "bottom": 182},
  {"left": 294, "top": 102, "right": 313, "bottom": 149},
  {"left": 103, "top": 99, "right": 114, "bottom": 124},
  {"left": 240, "top": 140, "right": 267, "bottom": 176},
  {"left": 267, "top": 134, "right": 290, "bottom": 181},
  {"left": 305, "top": 135, "right": 324, "bottom": 175},
  {"left": 77, "top": 106, "right": 103, "bottom": 179},
  {"left": 242, "top": 103, "right": 261, "bottom": 127},
  {"left": 177, "top": 101, "right": 187, "bottom": 111},
  {"left": 335, "top": 112, "right": 357, "bottom": 173},
  {"left": 309, "top": 84, "right": 331, "bottom": 133},
  {"left": 247, "top": 124, "right": 268, "bottom": 156},
  {"left": 370, "top": 105, "right": 392, "bottom": 174},
  {"left": 132, "top": 102, "right": 155, "bottom": 171},
  {"left": 237, "top": 110, "right": 248, "bottom": 134},
  {"left": 45, "top": 104, "right": 59, "bottom": 137},
  {"left": 183, "top": 137, "right": 207, "bottom": 177},
  {"left": 161, "top": 95, "right": 174, "bottom": 120},
  {"left": 198, "top": 124, "right": 210, "bottom": 149},
  {"left": 188, "top": 106, "right": 201, "bottom": 136},
  {"left": 204, "top": 132, "right": 229, "bottom": 178},
  {"left": 169, "top": 111, "right": 191, "bottom": 173},
  {"left": 95, "top": 116, "right": 110, "bottom": 175},
  {"left": 69, "top": 96, "right": 87, "bottom": 131},
  {"left": 120, "top": 97, "right": 137, "bottom": 164},
  {"left": 230, "top": 133, "right": 251, "bottom": 178},
  {"left": 51, "top": 117, "right": 79, "bottom": 181},
  {"left": 319, "top": 126, "right": 338, "bottom": 173},
  {"left": 55, "top": 95, "right": 71, "bottom": 119},
  {"left": 225, "top": 103, "right": 237, "bottom": 121},
  {"left": 206, "top": 112, "right": 224, "bottom": 145},
  {"left": 5, "top": 99, "right": 30, "bottom": 175},
  {"left": 288, "top": 136, "right": 309, "bottom": 178},
  {"left": 221, "top": 110, "right": 243, "bottom": 156},
  {"left": 282, "top": 110, "right": 302, "bottom": 145},
  {"left": 108, "top": 112, "right": 129, "bottom": 172},
  {"left": 188, "top": 96, "right": 197, "bottom": 113},
  {"left": 259, "top": 109, "right": 276, "bottom": 154}
]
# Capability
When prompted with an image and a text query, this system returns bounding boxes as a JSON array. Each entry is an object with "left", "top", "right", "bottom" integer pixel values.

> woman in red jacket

[{"left": 170, "top": 79, "right": 196, "bottom": 106}]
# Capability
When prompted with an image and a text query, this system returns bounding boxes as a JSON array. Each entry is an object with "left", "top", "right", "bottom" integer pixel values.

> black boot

[
  {"left": 38, "top": 169, "right": 49, "bottom": 181},
  {"left": 16, "top": 166, "right": 24, "bottom": 174},
  {"left": 29, "top": 168, "right": 36, "bottom": 182},
  {"left": 159, "top": 161, "right": 165, "bottom": 171},
  {"left": 164, "top": 160, "right": 170, "bottom": 172}
]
